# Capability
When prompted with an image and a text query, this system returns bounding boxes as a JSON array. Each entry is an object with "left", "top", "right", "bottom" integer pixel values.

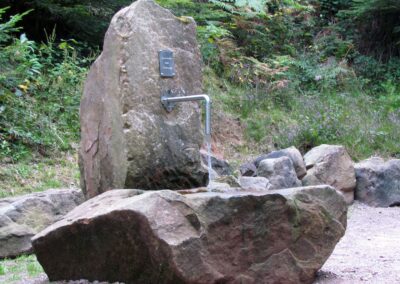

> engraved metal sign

[{"left": 159, "top": 50, "right": 175, "bottom": 78}]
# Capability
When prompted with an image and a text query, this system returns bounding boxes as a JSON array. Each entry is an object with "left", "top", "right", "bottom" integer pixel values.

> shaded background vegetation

[{"left": 0, "top": 0, "right": 399, "bottom": 163}]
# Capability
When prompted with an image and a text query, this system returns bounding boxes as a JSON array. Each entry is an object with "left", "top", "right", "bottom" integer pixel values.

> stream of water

[{"left": 205, "top": 134, "right": 213, "bottom": 186}]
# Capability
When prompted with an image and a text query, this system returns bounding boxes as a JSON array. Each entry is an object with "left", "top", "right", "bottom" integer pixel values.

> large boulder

[
  {"left": 254, "top": 146, "right": 307, "bottom": 179},
  {"left": 79, "top": 0, "right": 207, "bottom": 199},
  {"left": 355, "top": 157, "right": 400, "bottom": 207},
  {"left": 32, "top": 186, "right": 346, "bottom": 284},
  {"left": 0, "top": 189, "right": 83, "bottom": 259},
  {"left": 302, "top": 145, "right": 356, "bottom": 204},
  {"left": 257, "top": 157, "right": 302, "bottom": 190}
]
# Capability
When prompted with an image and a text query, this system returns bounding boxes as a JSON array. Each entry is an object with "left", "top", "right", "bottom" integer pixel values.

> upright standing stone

[{"left": 79, "top": 0, "right": 207, "bottom": 198}]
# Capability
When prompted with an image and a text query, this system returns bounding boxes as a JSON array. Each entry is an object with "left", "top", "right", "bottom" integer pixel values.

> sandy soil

[{"left": 315, "top": 201, "right": 400, "bottom": 284}]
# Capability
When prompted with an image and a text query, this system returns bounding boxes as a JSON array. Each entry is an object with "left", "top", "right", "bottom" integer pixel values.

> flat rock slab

[
  {"left": 0, "top": 188, "right": 83, "bottom": 259},
  {"left": 33, "top": 186, "right": 347, "bottom": 284}
]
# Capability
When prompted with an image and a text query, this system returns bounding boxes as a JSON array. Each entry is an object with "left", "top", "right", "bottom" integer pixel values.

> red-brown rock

[
  {"left": 79, "top": 0, "right": 207, "bottom": 199},
  {"left": 32, "top": 186, "right": 347, "bottom": 284}
]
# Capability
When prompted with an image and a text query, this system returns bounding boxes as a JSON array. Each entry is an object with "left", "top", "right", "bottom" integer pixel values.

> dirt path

[{"left": 315, "top": 201, "right": 400, "bottom": 284}]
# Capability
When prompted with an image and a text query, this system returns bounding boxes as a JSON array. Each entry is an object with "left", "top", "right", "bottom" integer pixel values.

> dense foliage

[
  {"left": 0, "top": 7, "right": 89, "bottom": 160},
  {"left": 0, "top": 0, "right": 132, "bottom": 47},
  {"left": 160, "top": 0, "right": 400, "bottom": 158},
  {"left": 0, "top": 0, "right": 399, "bottom": 161}
]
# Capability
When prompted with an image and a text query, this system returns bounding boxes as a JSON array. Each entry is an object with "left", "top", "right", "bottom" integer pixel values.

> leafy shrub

[
  {"left": 0, "top": 0, "right": 133, "bottom": 47},
  {"left": 348, "top": 0, "right": 400, "bottom": 59},
  {"left": 0, "top": 8, "right": 90, "bottom": 160}
]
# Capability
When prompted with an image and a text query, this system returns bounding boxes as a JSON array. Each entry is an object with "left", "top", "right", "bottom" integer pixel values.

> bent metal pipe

[{"left": 161, "top": 93, "right": 211, "bottom": 136}]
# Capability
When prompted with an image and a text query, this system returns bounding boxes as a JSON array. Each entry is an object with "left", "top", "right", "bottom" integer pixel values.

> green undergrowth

[
  {"left": 205, "top": 67, "right": 400, "bottom": 161},
  {"left": 0, "top": 255, "right": 44, "bottom": 284},
  {"left": 0, "top": 1, "right": 399, "bottom": 185},
  {"left": 0, "top": 152, "right": 79, "bottom": 198},
  {"left": 0, "top": 7, "right": 92, "bottom": 161}
]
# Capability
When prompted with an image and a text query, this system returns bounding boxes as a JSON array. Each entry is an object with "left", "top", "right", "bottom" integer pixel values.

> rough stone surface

[
  {"left": 257, "top": 157, "right": 301, "bottom": 190},
  {"left": 239, "top": 176, "right": 271, "bottom": 191},
  {"left": 200, "top": 149, "right": 232, "bottom": 176},
  {"left": 79, "top": 0, "right": 207, "bottom": 198},
  {"left": 0, "top": 189, "right": 83, "bottom": 259},
  {"left": 32, "top": 186, "right": 346, "bottom": 284},
  {"left": 302, "top": 145, "right": 356, "bottom": 204},
  {"left": 213, "top": 175, "right": 240, "bottom": 188},
  {"left": 207, "top": 181, "right": 232, "bottom": 192},
  {"left": 254, "top": 146, "right": 307, "bottom": 179},
  {"left": 239, "top": 162, "right": 257, "bottom": 177},
  {"left": 355, "top": 157, "right": 400, "bottom": 207}
]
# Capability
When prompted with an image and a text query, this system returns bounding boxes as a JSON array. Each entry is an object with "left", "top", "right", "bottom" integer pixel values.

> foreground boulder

[
  {"left": 0, "top": 189, "right": 83, "bottom": 258},
  {"left": 257, "top": 157, "right": 301, "bottom": 190},
  {"left": 79, "top": 0, "right": 207, "bottom": 198},
  {"left": 302, "top": 145, "right": 356, "bottom": 204},
  {"left": 355, "top": 157, "right": 400, "bottom": 207},
  {"left": 33, "top": 186, "right": 346, "bottom": 284},
  {"left": 254, "top": 146, "right": 307, "bottom": 179}
]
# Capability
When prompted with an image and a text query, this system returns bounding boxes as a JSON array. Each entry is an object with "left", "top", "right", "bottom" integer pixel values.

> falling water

[{"left": 206, "top": 134, "right": 213, "bottom": 186}]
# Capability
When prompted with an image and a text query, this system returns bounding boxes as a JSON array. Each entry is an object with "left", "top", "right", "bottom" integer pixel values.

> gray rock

[
  {"left": 0, "top": 188, "right": 83, "bottom": 259},
  {"left": 33, "top": 186, "right": 346, "bottom": 284},
  {"left": 207, "top": 181, "right": 232, "bottom": 192},
  {"left": 254, "top": 146, "right": 307, "bottom": 179},
  {"left": 200, "top": 149, "right": 232, "bottom": 176},
  {"left": 302, "top": 145, "right": 356, "bottom": 204},
  {"left": 355, "top": 157, "right": 400, "bottom": 207},
  {"left": 79, "top": 0, "right": 207, "bottom": 198},
  {"left": 257, "top": 157, "right": 301, "bottom": 190},
  {"left": 213, "top": 175, "right": 241, "bottom": 188},
  {"left": 239, "top": 162, "right": 257, "bottom": 177},
  {"left": 239, "top": 176, "right": 271, "bottom": 191}
]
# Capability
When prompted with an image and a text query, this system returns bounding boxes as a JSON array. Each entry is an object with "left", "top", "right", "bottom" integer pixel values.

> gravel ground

[
  {"left": 3, "top": 202, "right": 400, "bottom": 284},
  {"left": 315, "top": 201, "right": 400, "bottom": 284}
]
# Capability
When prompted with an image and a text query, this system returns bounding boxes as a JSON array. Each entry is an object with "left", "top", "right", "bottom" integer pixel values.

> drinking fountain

[{"left": 159, "top": 49, "right": 213, "bottom": 182}]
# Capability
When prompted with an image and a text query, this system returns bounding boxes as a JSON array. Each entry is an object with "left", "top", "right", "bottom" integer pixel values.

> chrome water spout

[{"left": 161, "top": 91, "right": 211, "bottom": 136}]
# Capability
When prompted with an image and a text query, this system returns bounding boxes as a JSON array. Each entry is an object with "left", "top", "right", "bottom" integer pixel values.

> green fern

[
  {"left": 0, "top": 7, "right": 32, "bottom": 43},
  {"left": 209, "top": 0, "right": 268, "bottom": 15}
]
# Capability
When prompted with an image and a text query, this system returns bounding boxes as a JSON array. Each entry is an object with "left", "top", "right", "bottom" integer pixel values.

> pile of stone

[
  {"left": 24, "top": 1, "right": 349, "bottom": 283},
  {"left": 239, "top": 145, "right": 356, "bottom": 204},
  {"left": 0, "top": 2, "right": 397, "bottom": 284},
  {"left": 238, "top": 144, "right": 400, "bottom": 208},
  {"left": 2, "top": 1, "right": 397, "bottom": 283}
]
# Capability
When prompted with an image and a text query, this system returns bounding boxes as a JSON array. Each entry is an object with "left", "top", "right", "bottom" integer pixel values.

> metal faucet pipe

[{"left": 161, "top": 94, "right": 211, "bottom": 136}]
